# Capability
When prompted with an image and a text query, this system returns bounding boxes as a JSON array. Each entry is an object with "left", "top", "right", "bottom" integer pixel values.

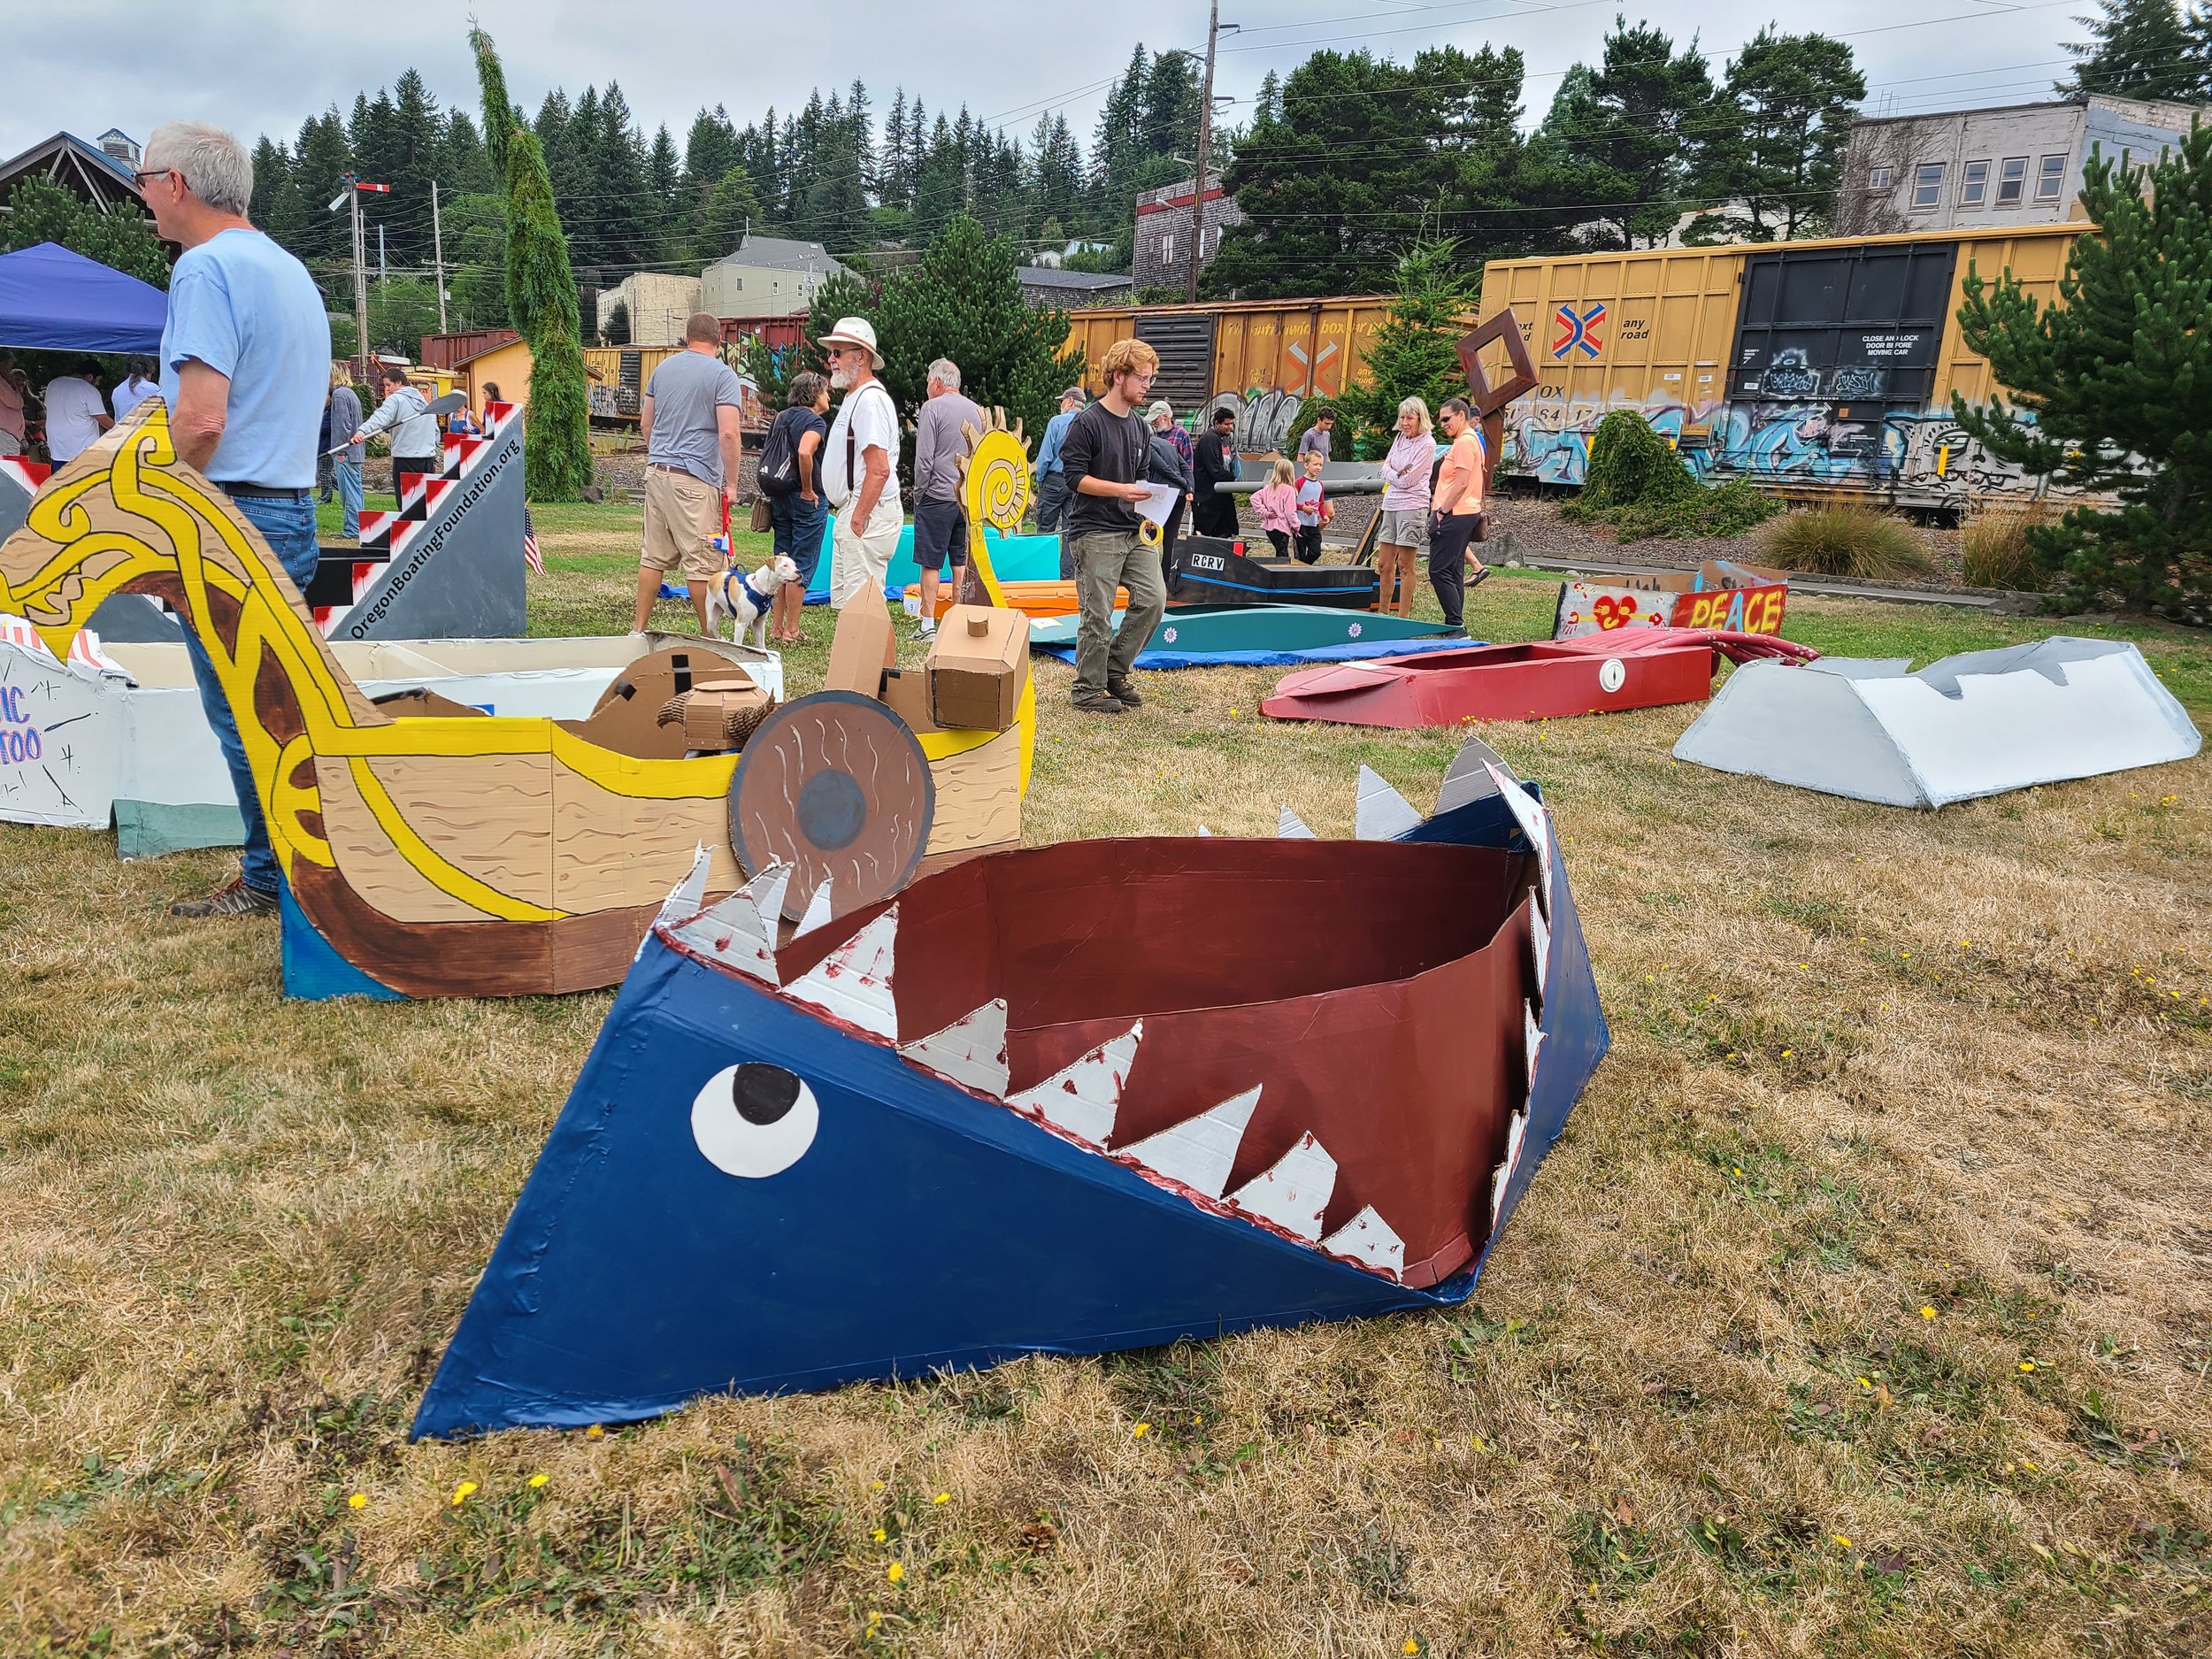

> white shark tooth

[
  {"left": 900, "top": 998, "right": 1010, "bottom": 1097},
  {"left": 1525, "top": 999, "right": 1544, "bottom": 1094},
  {"left": 1118, "top": 1086, "right": 1259, "bottom": 1199},
  {"left": 1488, "top": 762, "right": 1553, "bottom": 915},
  {"left": 1007, "top": 1020, "right": 1141, "bottom": 1145},
  {"left": 1321, "top": 1205, "right": 1405, "bottom": 1278},
  {"left": 1277, "top": 806, "right": 1317, "bottom": 839},
  {"left": 793, "top": 875, "right": 835, "bottom": 938},
  {"left": 1491, "top": 1108, "right": 1531, "bottom": 1228},
  {"left": 785, "top": 905, "right": 898, "bottom": 1039},
  {"left": 656, "top": 842, "right": 711, "bottom": 926},
  {"left": 665, "top": 861, "right": 789, "bottom": 984},
  {"left": 1527, "top": 894, "right": 1550, "bottom": 1000},
  {"left": 1355, "top": 765, "right": 1423, "bottom": 841},
  {"left": 1228, "top": 1132, "right": 1337, "bottom": 1240}
]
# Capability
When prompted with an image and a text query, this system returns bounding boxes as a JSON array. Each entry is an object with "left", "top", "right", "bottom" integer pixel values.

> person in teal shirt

[{"left": 1032, "top": 386, "right": 1086, "bottom": 577}]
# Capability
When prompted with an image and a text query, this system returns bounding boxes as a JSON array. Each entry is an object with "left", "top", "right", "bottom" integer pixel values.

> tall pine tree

[
  {"left": 1952, "top": 120, "right": 2212, "bottom": 618},
  {"left": 2058, "top": 0, "right": 2206, "bottom": 100}
]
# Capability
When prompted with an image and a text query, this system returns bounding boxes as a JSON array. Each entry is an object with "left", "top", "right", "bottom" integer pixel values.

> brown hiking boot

[
  {"left": 1107, "top": 679, "right": 1143, "bottom": 708},
  {"left": 170, "top": 876, "right": 280, "bottom": 918},
  {"left": 1071, "top": 692, "right": 1125, "bottom": 715}
]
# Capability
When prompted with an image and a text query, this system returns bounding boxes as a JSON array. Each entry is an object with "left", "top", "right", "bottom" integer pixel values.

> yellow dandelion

[
  {"left": 1781, "top": 1048, "right": 1793, "bottom": 1058},
  {"left": 887, "top": 1562, "right": 904, "bottom": 1583},
  {"left": 872, "top": 1480, "right": 886, "bottom": 1491},
  {"left": 450, "top": 1481, "right": 479, "bottom": 1506},
  {"left": 1959, "top": 939, "right": 1970, "bottom": 948},
  {"left": 1405, "top": 1643, "right": 1421, "bottom": 1655},
  {"left": 1921, "top": 1306, "right": 1936, "bottom": 1319},
  {"left": 2018, "top": 1361, "right": 2037, "bottom": 1372},
  {"left": 2023, "top": 1458, "right": 2038, "bottom": 1471},
  {"left": 933, "top": 1491, "right": 950, "bottom": 1504},
  {"left": 867, "top": 1610, "right": 883, "bottom": 1627},
  {"left": 872, "top": 1526, "right": 887, "bottom": 1542},
  {"left": 1857, "top": 1377, "right": 1871, "bottom": 1389},
  {"left": 1834, "top": 1533, "right": 1853, "bottom": 1548},
  {"left": 585, "top": 1425, "right": 604, "bottom": 1439},
  {"left": 347, "top": 1492, "right": 367, "bottom": 1509},
  {"left": 528, "top": 1473, "right": 549, "bottom": 1489}
]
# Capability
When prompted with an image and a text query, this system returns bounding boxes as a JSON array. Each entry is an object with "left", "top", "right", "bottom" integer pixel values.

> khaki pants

[
  {"left": 1070, "top": 527, "right": 1166, "bottom": 699},
  {"left": 829, "top": 494, "right": 903, "bottom": 608}
]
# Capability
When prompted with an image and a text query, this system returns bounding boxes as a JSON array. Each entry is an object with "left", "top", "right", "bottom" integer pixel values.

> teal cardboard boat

[{"left": 1031, "top": 604, "right": 1455, "bottom": 658}]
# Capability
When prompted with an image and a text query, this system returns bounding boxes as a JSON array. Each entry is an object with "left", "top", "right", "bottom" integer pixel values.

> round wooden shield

[{"left": 727, "top": 691, "right": 935, "bottom": 923}]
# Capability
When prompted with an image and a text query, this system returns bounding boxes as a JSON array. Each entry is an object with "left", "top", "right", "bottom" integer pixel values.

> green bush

[
  {"left": 1757, "top": 506, "right": 1935, "bottom": 580},
  {"left": 1564, "top": 413, "right": 1782, "bottom": 541}
]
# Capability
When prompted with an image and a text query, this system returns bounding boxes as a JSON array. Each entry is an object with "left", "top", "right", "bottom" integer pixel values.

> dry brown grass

[
  {"left": 1962, "top": 503, "right": 2059, "bottom": 593},
  {"left": 2, "top": 531, "right": 2208, "bottom": 1656}
]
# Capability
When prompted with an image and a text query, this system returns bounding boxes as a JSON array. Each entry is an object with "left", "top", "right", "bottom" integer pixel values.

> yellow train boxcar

[
  {"left": 1473, "top": 223, "right": 2081, "bottom": 506},
  {"left": 1063, "top": 297, "right": 1395, "bottom": 451}
]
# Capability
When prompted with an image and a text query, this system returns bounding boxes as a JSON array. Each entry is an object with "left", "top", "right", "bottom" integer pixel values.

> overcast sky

[{"left": 6, "top": 0, "right": 2092, "bottom": 165}]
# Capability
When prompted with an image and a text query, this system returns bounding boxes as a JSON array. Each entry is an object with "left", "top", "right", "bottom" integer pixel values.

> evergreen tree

[
  {"left": 1029, "top": 113, "right": 1084, "bottom": 239},
  {"left": 1, "top": 176, "right": 171, "bottom": 288},
  {"left": 2059, "top": 0, "right": 2205, "bottom": 99},
  {"left": 646, "top": 123, "right": 682, "bottom": 262},
  {"left": 442, "top": 111, "right": 499, "bottom": 196},
  {"left": 876, "top": 214, "right": 1087, "bottom": 462},
  {"left": 882, "top": 90, "right": 912, "bottom": 209},
  {"left": 249, "top": 136, "right": 298, "bottom": 248},
  {"left": 1952, "top": 121, "right": 2212, "bottom": 619},
  {"left": 742, "top": 266, "right": 875, "bottom": 410},
  {"left": 472, "top": 26, "right": 592, "bottom": 501},
  {"left": 695, "top": 166, "right": 763, "bottom": 263},
  {"left": 1334, "top": 237, "right": 1482, "bottom": 457},
  {"left": 1689, "top": 30, "right": 1865, "bottom": 242},
  {"left": 293, "top": 110, "right": 356, "bottom": 265},
  {"left": 1540, "top": 18, "right": 1717, "bottom": 249}
]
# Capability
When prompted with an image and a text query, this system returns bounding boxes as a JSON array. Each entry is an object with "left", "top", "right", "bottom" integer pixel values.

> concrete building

[
  {"left": 595, "top": 272, "right": 704, "bottom": 346},
  {"left": 1133, "top": 177, "right": 1246, "bottom": 291},
  {"left": 1016, "top": 265, "right": 1135, "bottom": 309},
  {"left": 1834, "top": 95, "right": 2203, "bottom": 237},
  {"left": 701, "top": 233, "right": 848, "bottom": 317}
]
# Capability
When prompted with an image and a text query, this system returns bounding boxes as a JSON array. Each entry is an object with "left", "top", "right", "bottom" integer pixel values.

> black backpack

[{"left": 757, "top": 407, "right": 806, "bottom": 497}]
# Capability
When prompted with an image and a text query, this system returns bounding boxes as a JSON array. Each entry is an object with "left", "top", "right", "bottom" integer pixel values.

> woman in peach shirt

[{"left": 1427, "top": 396, "right": 1488, "bottom": 632}]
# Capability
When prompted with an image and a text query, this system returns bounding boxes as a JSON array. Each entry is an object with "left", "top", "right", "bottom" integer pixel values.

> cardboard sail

[
  {"left": 1263, "top": 628, "right": 1817, "bottom": 727},
  {"left": 411, "top": 743, "right": 1609, "bottom": 1437},
  {"left": 0, "top": 403, "right": 1033, "bottom": 999},
  {"left": 1673, "top": 638, "right": 2201, "bottom": 807}
]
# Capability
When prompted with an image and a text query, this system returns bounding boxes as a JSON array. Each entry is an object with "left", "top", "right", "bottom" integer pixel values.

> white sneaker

[{"left": 918, "top": 618, "right": 937, "bottom": 639}]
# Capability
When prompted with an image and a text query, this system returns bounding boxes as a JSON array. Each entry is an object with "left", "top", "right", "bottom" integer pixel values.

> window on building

[
  {"left": 1163, "top": 234, "right": 1177, "bottom": 265},
  {"left": 1960, "top": 159, "right": 1989, "bottom": 207},
  {"left": 2037, "top": 154, "right": 2067, "bottom": 201},
  {"left": 1996, "top": 157, "right": 2027, "bottom": 206},
  {"left": 1868, "top": 165, "right": 1893, "bottom": 192},
  {"left": 1910, "top": 163, "right": 1945, "bottom": 209}
]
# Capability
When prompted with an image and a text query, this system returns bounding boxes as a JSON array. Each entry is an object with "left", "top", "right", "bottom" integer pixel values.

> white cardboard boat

[{"left": 1672, "top": 637, "right": 2200, "bottom": 808}]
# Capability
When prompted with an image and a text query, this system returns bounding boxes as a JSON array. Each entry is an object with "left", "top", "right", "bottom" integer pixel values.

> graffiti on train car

[
  {"left": 1201, "top": 388, "right": 1305, "bottom": 453},
  {"left": 1503, "top": 385, "right": 2040, "bottom": 503}
]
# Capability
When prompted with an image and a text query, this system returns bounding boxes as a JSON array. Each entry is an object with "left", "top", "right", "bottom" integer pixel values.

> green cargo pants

[{"left": 1070, "top": 527, "right": 1167, "bottom": 701}]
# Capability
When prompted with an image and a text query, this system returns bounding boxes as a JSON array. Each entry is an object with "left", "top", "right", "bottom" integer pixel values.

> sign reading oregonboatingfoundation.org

[{"left": 324, "top": 405, "right": 529, "bottom": 642}]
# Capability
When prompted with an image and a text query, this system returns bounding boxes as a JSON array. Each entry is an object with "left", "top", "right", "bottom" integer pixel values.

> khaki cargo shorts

[
  {"left": 641, "top": 466, "right": 726, "bottom": 581},
  {"left": 1378, "top": 507, "right": 1431, "bottom": 549}
]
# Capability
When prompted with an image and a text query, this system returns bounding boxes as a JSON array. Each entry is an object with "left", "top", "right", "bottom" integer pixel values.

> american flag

[{"left": 522, "top": 507, "right": 543, "bottom": 575}]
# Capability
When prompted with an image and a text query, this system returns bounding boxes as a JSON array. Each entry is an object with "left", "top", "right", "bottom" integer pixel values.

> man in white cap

[{"left": 817, "top": 316, "right": 902, "bottom": 610}]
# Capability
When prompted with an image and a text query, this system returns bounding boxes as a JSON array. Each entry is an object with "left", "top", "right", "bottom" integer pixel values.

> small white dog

[{"left": 704, "top": 555, "right": 802, "bottom": 648}]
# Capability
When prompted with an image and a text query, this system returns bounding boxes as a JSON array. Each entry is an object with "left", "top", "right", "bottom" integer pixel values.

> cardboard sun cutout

[
  {"left": 411, "top": 742, "right": 1609, "bottom": 1437},
  {"left": 0, "top": 403, "right": 1033, "bottom": 999}
]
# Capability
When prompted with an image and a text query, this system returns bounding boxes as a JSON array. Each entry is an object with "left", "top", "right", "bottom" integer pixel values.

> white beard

[{"left": 830, "top": 365, "right": 856, "bottom": 390}]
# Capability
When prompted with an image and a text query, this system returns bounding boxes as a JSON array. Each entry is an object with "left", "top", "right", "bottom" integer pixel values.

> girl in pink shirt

[{"left": 1251, "top": 456, "right": 1300, "bottom": 557}]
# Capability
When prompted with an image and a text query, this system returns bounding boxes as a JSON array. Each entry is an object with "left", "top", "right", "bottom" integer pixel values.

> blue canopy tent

[{"left": 0, "top": 242, "right": 165, "bottom": 353}]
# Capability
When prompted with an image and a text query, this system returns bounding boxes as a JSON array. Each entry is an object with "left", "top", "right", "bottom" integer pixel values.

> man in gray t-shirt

[
  {"left": 635, "top": 311, "right": 746, "bottom": 633},
  {"left": 911, "top": 357, "right": 982, "bottom": 634}
]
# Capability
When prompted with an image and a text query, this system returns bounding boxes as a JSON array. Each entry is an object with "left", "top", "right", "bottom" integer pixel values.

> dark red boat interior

[{"left": 771, "top": 838, "right": 1540, "bottom": 1286}]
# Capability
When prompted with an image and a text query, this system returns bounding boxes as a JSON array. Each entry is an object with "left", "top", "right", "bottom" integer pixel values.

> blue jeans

[
  {"left": 182, "top": 490, "right": 320, "bottom": 894},
  {"left": 333, "top": 460, "right": 362, "bottom": 538},
  {"left": 768, "top": 491, "right": 828, "bottom": 585}
]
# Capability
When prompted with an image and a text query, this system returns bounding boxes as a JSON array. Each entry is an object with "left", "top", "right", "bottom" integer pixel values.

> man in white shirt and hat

[{"left": 817, "top": 316, "right": 902, "bottom": 610}]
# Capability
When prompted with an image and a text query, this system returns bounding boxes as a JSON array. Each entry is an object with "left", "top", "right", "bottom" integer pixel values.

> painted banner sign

[{"left": 1554, "top": 564, "right": 1790, "bottom": 641}]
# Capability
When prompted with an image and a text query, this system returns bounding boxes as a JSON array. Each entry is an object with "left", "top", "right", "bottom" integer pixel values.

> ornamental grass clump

[
  {"left": 1565, "top": 412, "right": 1780, "bottom": 541},
  {"left": 1758, "top": 505, "right": 1936, "bottom": 580}
]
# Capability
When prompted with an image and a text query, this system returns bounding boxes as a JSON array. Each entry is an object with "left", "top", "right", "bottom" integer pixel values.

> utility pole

[
  {"left": 1187, "top": 2, "right": 1234, "bottom": 303},
  {"left": 334, "top": 173, "right": 371, "bottom": 385},
  {"left": 432, "top": 180, "right": 449, "bottom": 334}
]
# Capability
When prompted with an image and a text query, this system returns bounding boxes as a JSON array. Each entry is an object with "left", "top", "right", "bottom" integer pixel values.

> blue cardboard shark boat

[{"left": 412, "top": 741, "right": 1609, "bottom": 1438}]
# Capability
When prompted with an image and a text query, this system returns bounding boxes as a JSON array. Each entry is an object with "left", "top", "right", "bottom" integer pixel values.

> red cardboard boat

[{"left": 1261, "top": 628, "right": 1816, "bottom": 728}]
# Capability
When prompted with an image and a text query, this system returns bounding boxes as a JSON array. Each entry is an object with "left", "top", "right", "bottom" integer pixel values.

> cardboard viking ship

[
  {"left": 411, "top": 744, "right": 1608, "bottom": 1437},
  {"left": 0, "top": 403, "right": 1033, "bottom": 999}
]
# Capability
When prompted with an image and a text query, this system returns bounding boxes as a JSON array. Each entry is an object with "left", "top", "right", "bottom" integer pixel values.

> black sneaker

[
  {"left": 1071, "top": 692, "right": 1126, "bottom": 715},
  {"left": 170, "top": 876, "right": 280, "bottom": 918},
  {"left": 1107, "top": 680, "right": 1143, "bottom": 708},
  {"left": 1467, "top": 565, "right": 1491, "bottom": 590}
]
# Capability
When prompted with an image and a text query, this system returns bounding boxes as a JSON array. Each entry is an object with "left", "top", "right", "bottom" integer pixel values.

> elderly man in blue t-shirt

[{"left": 137, "top": 120, "right": 333, "bottom": 918}]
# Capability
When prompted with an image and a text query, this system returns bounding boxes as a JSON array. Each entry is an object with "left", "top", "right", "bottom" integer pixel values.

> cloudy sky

[{"left": 6, "top": 0, "right": 2092, "bottom": 164}]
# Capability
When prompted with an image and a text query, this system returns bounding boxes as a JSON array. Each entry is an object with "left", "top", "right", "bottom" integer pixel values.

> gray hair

[
  {"left": 926, "top": 357, "right": 962, "bottom": 392},
  {"left": 1397, "top": 395, "right": 1432, "bottom": 427},
  {"left": 144, "top": 120, "right": 254, "bottom": 214}
]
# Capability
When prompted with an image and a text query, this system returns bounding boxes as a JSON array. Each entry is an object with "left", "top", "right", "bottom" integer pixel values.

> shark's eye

[{"left": 691, "top": 1062, "right": 818, "bottom": 1179}]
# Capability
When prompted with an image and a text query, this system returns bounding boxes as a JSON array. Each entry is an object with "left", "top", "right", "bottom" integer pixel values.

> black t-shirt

[
  {"left": 1061, "top": 400, "right": 1149, "bottom": 537},
  {"left": 768, "top": 404, "right": 828, "bottom": 494}
]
